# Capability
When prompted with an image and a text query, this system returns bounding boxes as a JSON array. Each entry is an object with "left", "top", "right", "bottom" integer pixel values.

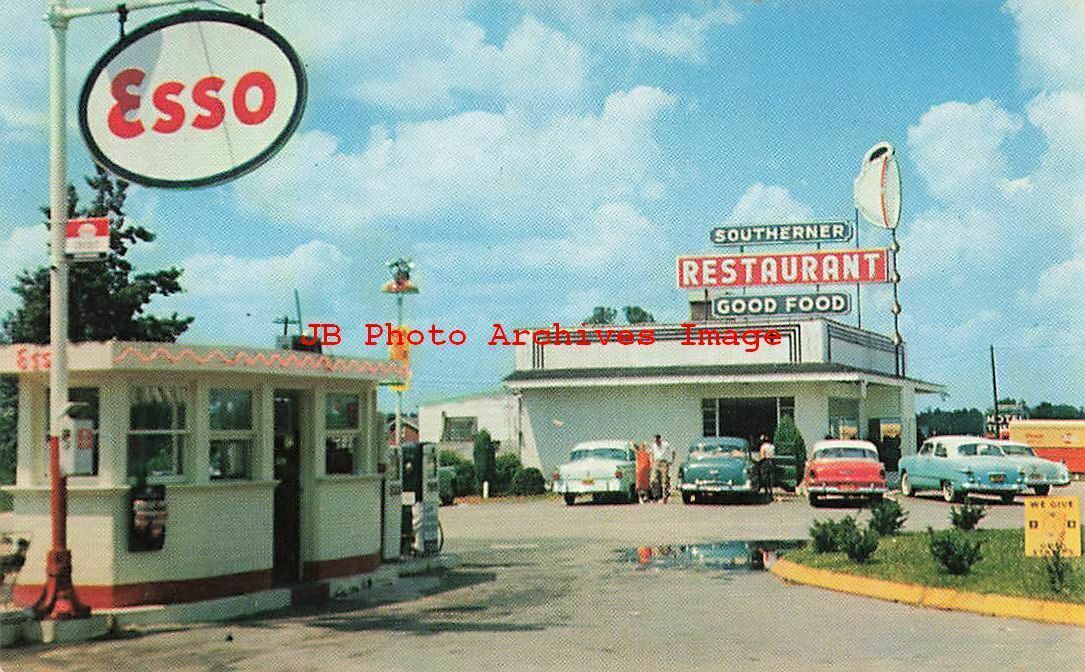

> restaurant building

[
  {"left": 1, "top": 340, "right": 404, "bottom": 616},
  {"left": 499, "top": 311, "right": 944, "bottom": 474}
]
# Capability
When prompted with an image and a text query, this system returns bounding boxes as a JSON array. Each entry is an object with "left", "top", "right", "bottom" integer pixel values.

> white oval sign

[{"left": 79, "top": 11, "right": 306, "bottom": 189}]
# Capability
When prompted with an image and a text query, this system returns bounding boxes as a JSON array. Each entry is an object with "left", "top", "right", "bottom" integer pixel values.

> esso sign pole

[{"left": 36, "top": 0, "right": 306, "bottom": 622}]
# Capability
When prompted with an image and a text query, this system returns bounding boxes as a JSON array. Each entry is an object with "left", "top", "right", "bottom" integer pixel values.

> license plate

[
  {"left": 840, "top": 484, "right": 857, "bottom": 490},
  {"left": 989, "top": 474, "right": 1005, "bottom": 483},
  {"left": 582, "top": 479, "right": 594, "bottom": 485},
  {"left": 1029, "top": 473, "right": 1043, "bottom": 482}
]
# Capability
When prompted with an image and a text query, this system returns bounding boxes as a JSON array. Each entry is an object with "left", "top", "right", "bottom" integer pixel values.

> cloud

[
  {"left": 725, "top": 183, "right": 814, "bottom": 224},
  {"left": 1004, "top": 0, "right": 1085, "bottom": 90},
  {"left": 354, "top": 16, "right": 585, "bottom": 112},
  {"left": 157, "top": 240, "right": 356, "bottom": 345},
  {"left": 907, "top": 99, "right": 1022, "bottom": 203},
  {"left": 898, "top": 208, "right": 999, "bottom": 279},
  {"left": 627, "top": 5, "right": 739, "bottom": 62},
  {"left": 234, "top": 86, "right": 676, "bottom": 230}
]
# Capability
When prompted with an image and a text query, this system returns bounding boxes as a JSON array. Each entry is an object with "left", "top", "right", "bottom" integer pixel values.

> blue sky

[{"left": 1, "top": 1, "right": 1083, "bottom": 412}]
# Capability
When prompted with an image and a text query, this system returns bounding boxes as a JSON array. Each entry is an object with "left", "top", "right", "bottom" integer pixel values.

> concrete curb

[{"left": 770, "top": 558, "right": 1085, "bottom": 628}]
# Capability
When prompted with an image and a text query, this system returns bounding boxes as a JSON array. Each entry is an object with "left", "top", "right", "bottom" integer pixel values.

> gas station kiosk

[{"left": 0, "top": 340, "right": 405, "bottom": 615}]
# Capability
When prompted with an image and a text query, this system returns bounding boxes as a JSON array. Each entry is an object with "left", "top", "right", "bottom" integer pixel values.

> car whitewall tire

[{"left": 900, "top": 472, "right": 914, "bottom": 497}]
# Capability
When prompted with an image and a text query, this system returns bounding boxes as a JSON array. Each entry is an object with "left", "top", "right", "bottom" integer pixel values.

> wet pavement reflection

[{"left": 619, "top": 540, "right": 805, "bottom": 571}]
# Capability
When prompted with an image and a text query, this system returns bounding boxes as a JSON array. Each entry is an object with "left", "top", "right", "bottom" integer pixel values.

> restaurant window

[
  {"left": 441, "top": 416, "right": 476, "bottom": 441},
  {"left": 701, "top": 399, "right": 718, "bottom": 437},
  {"left": 209, "top": 388, "right": 253, "bottom": 480},
  {"left": 45, "top": 387, "right": 100, "bottom": 476},
  {"left": 128, "top": 385, "right": 188, "bottom": 478},
  {"left": 325, "top": 392, "right": 363, "bottom": 474}
]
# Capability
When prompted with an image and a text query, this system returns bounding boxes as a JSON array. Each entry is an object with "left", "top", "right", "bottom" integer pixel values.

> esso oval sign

[{"left": 78, "top": 11, "right": 306, "bottom": 189}]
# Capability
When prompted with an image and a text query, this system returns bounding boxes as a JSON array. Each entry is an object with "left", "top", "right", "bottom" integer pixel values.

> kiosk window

[
  {"left": 128, "top": 386, "right": 188, "bottom": 478},
  {"left": 209, "top": 388, "right": 253, "bottom": 480},
  {"left": 325, "top": 392, "right": 365, "bottom": 474}
]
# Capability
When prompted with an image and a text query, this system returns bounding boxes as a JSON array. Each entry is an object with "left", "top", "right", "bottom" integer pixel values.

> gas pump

[
  {"left": 382, "top": 444, "right": 403, "bottom": 561},
  {"left": 401, "top": 442, "right": 441, "bottom": 556}
]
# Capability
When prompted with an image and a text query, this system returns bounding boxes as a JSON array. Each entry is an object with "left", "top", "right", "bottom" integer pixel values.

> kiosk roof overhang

[
  {"left": 504, "top": 362, "right": 944, "bottom": 394},
  {"left": 0, "top": 340, "right": 406, "bottom": 384}
]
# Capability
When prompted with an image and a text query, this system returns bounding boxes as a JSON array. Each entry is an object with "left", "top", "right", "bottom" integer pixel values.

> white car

[{"left": 552, "top": 440, "right": 637, "bottom": 505}]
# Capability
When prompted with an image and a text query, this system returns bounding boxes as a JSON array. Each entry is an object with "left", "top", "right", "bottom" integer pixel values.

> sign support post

[{"left": 35, "top": 0, "right": 199, "bottom": 622}]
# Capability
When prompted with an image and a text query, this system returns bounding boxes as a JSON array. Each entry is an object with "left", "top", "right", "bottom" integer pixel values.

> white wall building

[
  {"left": 495, "top": 317, "right": 943, "bottom": 474},
  {"left": 417, "top": 391, "right": 524, "bottom": 462}
]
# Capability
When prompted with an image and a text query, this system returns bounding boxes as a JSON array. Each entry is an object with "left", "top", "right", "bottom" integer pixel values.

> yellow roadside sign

[{"left": 1024, "top": 496, "right": 1081, "bottom": 557}]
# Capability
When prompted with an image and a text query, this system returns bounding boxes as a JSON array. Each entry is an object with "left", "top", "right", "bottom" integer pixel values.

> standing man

[
  {"left": 649, "top": 434, "right": 673, "bottom": 503},
  {"left": 758, "top": 434, "right": 776, "bottom": 500}
]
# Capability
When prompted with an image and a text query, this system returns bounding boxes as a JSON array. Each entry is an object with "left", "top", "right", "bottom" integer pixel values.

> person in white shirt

[
  {"left": 649, "top": 434, "right": 672, "bottom": 502},
  {"left": 758, "top": 434, "right": 776, "bottom": 500}
]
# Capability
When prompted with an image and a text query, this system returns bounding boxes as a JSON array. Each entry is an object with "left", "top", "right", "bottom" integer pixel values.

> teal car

[
  {"left": 899, "top": 435, "right": 1027, "bottom": 503},
  {"left": 677, "top": 437, "right": 757, "bottom": 503},
  {"left": 997, "top": 440, "right": 1071, "bottom": 496}
]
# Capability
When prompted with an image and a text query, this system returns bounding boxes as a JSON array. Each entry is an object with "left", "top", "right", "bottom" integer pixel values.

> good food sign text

[{"left": 78, "top": 11, "right": 307, "bottom": 189}]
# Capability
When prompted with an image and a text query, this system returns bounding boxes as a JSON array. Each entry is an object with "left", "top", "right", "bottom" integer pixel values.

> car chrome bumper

[
  {"left": 959, "top": 482, "right": 1025, "bottom": 494},
  {"left": 680, "top": 482, "right": 754, "bottom": 493},
  {"left": 554, "top": 479, "right": 624, "bottom": 494},
  {"left": 807, "top": 485, "right": 886, "bottom": 495}
]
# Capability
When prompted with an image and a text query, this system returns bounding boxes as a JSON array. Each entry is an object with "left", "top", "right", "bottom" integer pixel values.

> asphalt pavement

[{"left": 3, "top": 484, "right": 1083, "bottom": 671}]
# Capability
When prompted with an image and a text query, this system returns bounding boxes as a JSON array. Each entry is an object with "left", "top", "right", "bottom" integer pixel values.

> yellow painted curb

[{"left": 770, "top": 558, "right": 1085, "bottom": 627}]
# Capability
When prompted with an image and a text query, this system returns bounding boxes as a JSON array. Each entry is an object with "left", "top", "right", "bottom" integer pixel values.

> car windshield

[
  {"left": 690, "top": 439, "right": 749, "bottom": 456},
  {"left": 957, "top": 443, "right": 1004, "bottom": 457},
  {"left": 999, "top": 443, "right": 1036, "bottom": 457},
  {"left": 569, "top": 448, "right": 629, "bottom": 462},
  {"left": 814, "top": 447, "right": 878, "bottom": 460}
]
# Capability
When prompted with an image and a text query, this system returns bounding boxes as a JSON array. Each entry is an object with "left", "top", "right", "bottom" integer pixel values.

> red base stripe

[
  {"left": 13, "top": 569, "right": 273, "bottom": 609},
  {"left": 302, "top": 553, "right": 381, "bottom": 581}
]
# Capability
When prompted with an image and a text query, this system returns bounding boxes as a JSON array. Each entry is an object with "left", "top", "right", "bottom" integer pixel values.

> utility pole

[
  {"left": 990, "top": 344, "right": 1000, "bottom": 437},
  {"left": 382, "top": 258, "right": 418, "bottom": 446},
  {"left": 36, "top": 0, "right": 199, "bottom": 622}
]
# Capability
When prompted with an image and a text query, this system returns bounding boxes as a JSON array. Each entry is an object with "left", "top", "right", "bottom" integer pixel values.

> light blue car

[
  {"left": 996, "top": 441, "right": 1071, "bottom": 496},
  {"left": 899, "top": 435, "right": 1027, "bottom": 503}
]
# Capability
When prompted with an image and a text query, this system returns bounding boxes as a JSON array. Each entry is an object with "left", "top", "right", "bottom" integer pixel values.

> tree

[
  {"left": 1, "top": 167, "right": 193, "bottom": 344},
  {"left": 0, "top": 169, "right": 192, "bottom": 507},
  {"left": 773, "top": 414, "right": 806, "bottom": 480},
  {"left": 473, "top": 429, "right": 496, "bottom": 493},
  {"left": 1028, "top": 402, "right": 1085, "bottom": 420},
  {"left": 623, "top": 306, "right": 655, "bottom": 324},
  {"left": 917, "top": 407, "right": 985, "bottom": 436},
  {"left": 584, "top": 306, "right": 617, "bottom": 325}
]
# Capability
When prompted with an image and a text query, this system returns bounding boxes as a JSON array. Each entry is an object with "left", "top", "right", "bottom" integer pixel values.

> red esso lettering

[{"left": 107, "top": 69, "right": 277, "bottom": 138}]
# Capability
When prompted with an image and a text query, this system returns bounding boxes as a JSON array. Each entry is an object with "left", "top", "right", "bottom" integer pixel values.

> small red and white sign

[
  {"left": 677, "top": 249, "right": 890, "bottom": 289},
  {"left": 59, "top": 417, "right": 95, "bottom": 476},
  {"left": 65, "top": 217, "right": 110, "bottom": 260}
]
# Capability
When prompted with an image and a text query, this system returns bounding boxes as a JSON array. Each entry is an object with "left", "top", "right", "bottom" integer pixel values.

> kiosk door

[{"left": 273, "top": 390, "right": 302, "bottom": 585}]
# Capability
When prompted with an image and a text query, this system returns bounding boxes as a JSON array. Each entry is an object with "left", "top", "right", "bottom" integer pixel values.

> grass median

[{"left": 784, "top": 529, "right": 1085, "bottom": 604}]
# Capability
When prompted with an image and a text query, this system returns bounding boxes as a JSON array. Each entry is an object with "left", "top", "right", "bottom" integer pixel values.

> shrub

[
  {"left": 510, "top": 467, "right": 547, "bottom": 496},
  {"left": 949, "top": 501, "right": 987, "bottom": 531},
  {"left": 1043, "top": 542, "right": 1074, "bottom": 594},
  {"left": 928, "top": 528, "right": 983, "bottom": 575},
  {"left": 773, "top": 414, "right": 806, "bottom": 479},
  {"left": 840, "top": 525, "right": 880, "bottom": 563},
  {"left": 473, "top": 430, "right": 496, "bottom": 492},
  {"left": 452, "top": 461, "right": 477, "bottom": 497},
  {"left": 438, "top": 449, "right": 465, "bottom": 466},
  {"left": 810, "top": 519, "right": 839, "bottom": 553},
  {"left": 868, "top": 499, "right": 908, "bottom": 536},
  {"left": 493, "top": 453, "right": 523, "bottom": 495}
]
